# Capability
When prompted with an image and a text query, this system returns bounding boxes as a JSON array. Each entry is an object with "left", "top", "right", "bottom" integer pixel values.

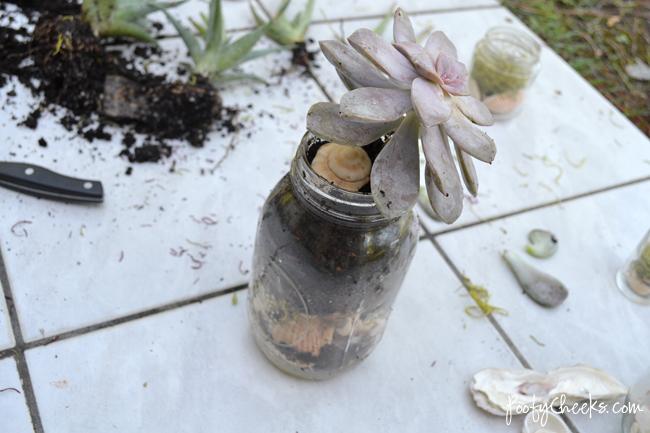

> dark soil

[
  {"left": 290, "top": 40, "right": 319, "bottom": 71},
  {"left": 0, "top": 3, "right": 234, "bottom": 162}
]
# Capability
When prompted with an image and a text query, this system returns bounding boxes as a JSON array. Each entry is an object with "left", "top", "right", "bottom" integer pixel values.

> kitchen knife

[{"left": 0, "top": 162, "right": 103, "bottom": 203}]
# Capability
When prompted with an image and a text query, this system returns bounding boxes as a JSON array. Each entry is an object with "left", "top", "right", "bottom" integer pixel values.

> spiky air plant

[
  {"left": 158, "top": 0, "right": 293, "bottom": 82},
  {"left": 82, "top": 0, "right": 186, "bottom": 44},
  {"left": 306, "top": 8, "right": 496, "bottom": 223},
  {"left": 250, "top": 0, "right": 314, "bottom": 46}
]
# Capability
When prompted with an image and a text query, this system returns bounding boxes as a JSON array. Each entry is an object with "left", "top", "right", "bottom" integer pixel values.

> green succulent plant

[
  {"left": 251, "top": 0, "right": 314, "bottom": 46},
  {"left": 159, "top": 0, "right": 294, "bottom": 82},
  {"left": 81, "top": 0, "right": 186, "bottom": 44}
]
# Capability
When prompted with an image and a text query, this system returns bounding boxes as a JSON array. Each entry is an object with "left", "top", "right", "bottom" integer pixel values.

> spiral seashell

[
  {"left": 311, "top": 142, "right": 371, "bottom": 191},
  {"left": 481, "top": 90, "right": 525, "bottom": 115}
]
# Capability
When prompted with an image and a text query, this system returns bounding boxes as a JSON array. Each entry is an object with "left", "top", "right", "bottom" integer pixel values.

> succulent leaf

[
  {"left": 252, "top": 0, "right": 314, "bottom": 46},
  {"left": 205, "top": 0, "right": 226, "bottom": 53},
  {"left": 526, "top": 230, "right": 558, "bottom": 258},
  {"left": 340, "top": 88, "right": 412, "bottom": 123},
  {"left": 424, "top": 31, "right": 458, "bottom": 60},
  {"left": 93, "top": 20, "right": 159, "bottom": 44},
  {"left": 418, "top": 187, "right": 442, "bottom": 221},
  {"left": 348, "top": 28, "right": 420, "bottom": 84},
  {"left": 436, "top": 52, "right": 470, "bottom": 96},
  {"left": 393, "top": 8, "right": 416, "bottom": 43},
  {"left": 156, "top": 6, "right": 202, "bottom": 61},
  {"left": 502, "top": 250, "right": 568, "bottom": 307},
  {"left": 443, "top": 106, "right": 496, "bottom": 163},
  {"left": 393, "top": 41, "right": 424, "bottom": 61},
  {"left": 421, "top": 124, "right": 460, "bottom": 197},
  {"left": 370, "top": 112, "right": 421, "bottom": 218},
  {"left": 320, "top": 40, "right": 399, "bottom": 89},
  {"left": 425, "top": 165, "right": 463, "bottom": 224},
  {"left": 412, "top": 51, "right": 443, "bottom": 84},
  {"left": 455, "top": 95, "right": 494, "bottom": 126},
  {"left": 411, "top": 78, "right": 451, "bottom": 128},
  {"left": 454, "top": 144, "right": 479, "bottom": 197},
  {"left": 307, "top": 102, "right": 404, "bottom": 146}
]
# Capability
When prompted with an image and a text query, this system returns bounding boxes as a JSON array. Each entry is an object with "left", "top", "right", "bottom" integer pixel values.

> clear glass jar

[
  {"left": 616, "top": 229, "right": 650, "bottom": 305},
  {"left": 470, "top": 27, "right": 541, "bottom": 120},
  {"left": 247, "top": 132, "right": 419, "bottom": 380},
  {"left": 622, "top": 366, "right": 650, "bottom": 433}
]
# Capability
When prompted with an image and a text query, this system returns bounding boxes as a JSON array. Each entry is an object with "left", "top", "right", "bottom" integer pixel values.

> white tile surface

[
  {"left": 25, "top": 241, "right": 528, "bottom": 432},
  {"left": 0, "top": 277, "right": 15, "bottom": 351},
  {"left": 436, "top": 179, "right": 650, "bottom": 433},
  {"left": 0, "top": 357, "right": 35, "bottom": 433},
  {"left": 259, "top": 0, "right": 499, "bottom": 26},
  {"left": 300, "top": 7, "right": 650, "bottom": 233},
  {"left": 0, "top": 38, "right": 328, "bottom": 342}
]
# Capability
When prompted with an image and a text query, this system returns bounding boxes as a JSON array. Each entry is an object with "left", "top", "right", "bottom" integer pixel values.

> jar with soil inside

[{"left": 247, "top": 132, "right": 419, "bottom": 380}]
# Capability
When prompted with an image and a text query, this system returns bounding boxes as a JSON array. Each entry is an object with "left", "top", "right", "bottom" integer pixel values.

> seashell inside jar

[
  {"left": 247, "top": 132, "right": 419, "bottom": 380},
  {"left": 470, "top": 27, "right": 541, "bottom": 120}
]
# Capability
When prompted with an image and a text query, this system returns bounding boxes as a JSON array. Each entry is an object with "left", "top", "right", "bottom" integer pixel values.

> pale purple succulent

[{"left": 306, "top": 8, "right": 496, "bottom": 223}]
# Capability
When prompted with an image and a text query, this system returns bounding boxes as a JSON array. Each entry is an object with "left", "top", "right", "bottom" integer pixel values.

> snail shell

[{"left": 311, "top": 142, "right": 371, "bottom": 192}]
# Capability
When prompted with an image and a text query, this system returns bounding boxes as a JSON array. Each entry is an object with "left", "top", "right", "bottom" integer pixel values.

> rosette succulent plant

[{"left": 307, "top": 8, "right": 496, "bottom": 223}]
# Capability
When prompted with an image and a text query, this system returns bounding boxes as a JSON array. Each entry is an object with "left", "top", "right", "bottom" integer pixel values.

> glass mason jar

[
  {"left": 621, "top": 365, "right": 650, "bottom": 433},
  {"left": 247, "top": 132, "right": 419, "bottom": 380},
  {"left": 616, "top": 228, "right": 650, "bottom": 305},
  {"left": 469, "top": 26, "right": 541, "bottom": 120}
]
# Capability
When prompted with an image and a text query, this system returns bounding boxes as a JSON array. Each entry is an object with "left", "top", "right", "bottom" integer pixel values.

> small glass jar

[
  {"left": 247, "top": 132, "right": 419, "bottom": 380},
  {"left": 621, "top": 366, "right": 650, "bottom": 433},
  {"left": 616, "top": 228, "right": 650, "bottom": 306},
  {"left": 470, "top": 27, "right": 541, "bottom": 120}
]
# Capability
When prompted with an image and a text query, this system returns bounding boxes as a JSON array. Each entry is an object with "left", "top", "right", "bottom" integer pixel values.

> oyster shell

[
  {"left": 471, "top": 364, "right": 628, "bottom": 416},
  {"left": 522, "top": 410, "right": 570, "bottom": 433}
]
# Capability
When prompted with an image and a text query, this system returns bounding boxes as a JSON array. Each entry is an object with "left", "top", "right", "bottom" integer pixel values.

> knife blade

[{"left": 0, "top": 162, "right": 103, "bottom": 203}]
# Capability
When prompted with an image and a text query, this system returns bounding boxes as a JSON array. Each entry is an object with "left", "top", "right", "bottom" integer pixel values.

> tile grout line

[
  {"left": 417, "top": 233, "right": 580, "bottom": 433},
  {"left": 0, "top": 248, "right": 44, "bottom": 433},
  {"left": 422, "top": 175, "right": 650, "bottom": 237},
  {"left": 0, "top": 283, "right": 247, "bottom": 355}
]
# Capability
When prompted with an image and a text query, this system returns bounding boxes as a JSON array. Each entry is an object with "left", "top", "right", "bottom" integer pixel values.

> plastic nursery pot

[
  {"left": 621, "top": 365, "right": 650, "bottom": 433},
  {"left": 247, "top": 132, "right": 419, "bottom": 380},
  {"left": 469, "top": 26, "right": 541, "bottom": 120},
  {"left": 616, "top": 228, "right": 650, "bottom": 306}
]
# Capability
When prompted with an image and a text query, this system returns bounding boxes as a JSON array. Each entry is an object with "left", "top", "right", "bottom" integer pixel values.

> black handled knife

[{"left": 0, "top": 162, "right": 103, "bottom": 203}]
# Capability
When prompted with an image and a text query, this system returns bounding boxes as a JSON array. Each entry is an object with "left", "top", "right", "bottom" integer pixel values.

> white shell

[
  {"left": 471, "top": 364, "right": 628, "bottom": 416},
  {"left": 630, "top": 402, "right": 650, "bottom": 433},
  {"left": 522, "top": 410, "right": 570, "bottom": 433},
  {"left": 311, "top": 142, "right": 371, "bottom": 191}
]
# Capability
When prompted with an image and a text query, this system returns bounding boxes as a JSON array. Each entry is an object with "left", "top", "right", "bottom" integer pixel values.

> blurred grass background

[{"left": 502, "top": 0, "right": 650, "bottom": 137}]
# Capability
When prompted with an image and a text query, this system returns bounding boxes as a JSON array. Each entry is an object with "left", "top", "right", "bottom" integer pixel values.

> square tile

[
  {"left": 0, "top": 277, "right": 15, "bottom": 351},
  {"left": 0, "top": 38, "right": 328, "bottom": 342},
  {"left": 26, "top": 240, "right": 527, "bottom": 432},
  {"left": 0, "top": 357, "right": 35, "bottom": 432},
  {"left": 437, "top": 179, "right": 650, "bottom": 432}
]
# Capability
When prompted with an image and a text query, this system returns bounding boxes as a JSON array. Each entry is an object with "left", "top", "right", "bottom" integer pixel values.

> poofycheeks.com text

[{"left": 505, "top": 394, "right": 645, "bottom": 426}]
